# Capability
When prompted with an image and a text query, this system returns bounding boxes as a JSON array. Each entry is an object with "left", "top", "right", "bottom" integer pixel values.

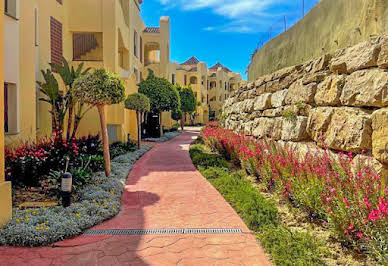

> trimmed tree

[
  {"left": 176, "top": 85, "right": 196, "bottom": 130},
  {"left": 138, "top": 70, "right": 180, "bottom": 137},
  {"left": 73, "top": 68, "right": 125, "bottom": 177},
  {"left": 125, "top": 93, "right": 150, "bottom": 149}
]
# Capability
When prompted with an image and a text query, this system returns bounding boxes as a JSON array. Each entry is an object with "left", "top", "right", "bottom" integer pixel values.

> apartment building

[
  {"left": 3, "top": 0, "right": 174, "bottom": 146},
  {"left": 175, "top": 56, "right": 209, "bottom": 125},
  {"left": 1, "top": 0, "right": 12, "bottom": 228},
  {"left": 208, "top": 63, "right": 242, "bottom": 118}
]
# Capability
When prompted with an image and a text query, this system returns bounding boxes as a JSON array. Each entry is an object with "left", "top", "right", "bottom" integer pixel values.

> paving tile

[{"left": 0, "top": 129, "right": 270, "bottom": 266}]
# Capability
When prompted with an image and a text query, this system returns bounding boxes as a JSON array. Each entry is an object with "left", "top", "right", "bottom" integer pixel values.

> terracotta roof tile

[
  {"left": 181, "top": 56, "right": 200, "bottom": 66},
  {"left": 209, "top": 62, "right": 232, "bottom": 73}
]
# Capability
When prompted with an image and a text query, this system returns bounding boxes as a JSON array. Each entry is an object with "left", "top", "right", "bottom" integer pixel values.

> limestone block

[
  {"left": 247, "top": 89, "right": 257, "bottom": 99},
  {"left": 315, "top": 75, "right": 345, "bottom": 106},
  {"left": 285, "top": 81, "right": 317, "bottom": 105},
  {"left": 301, "top": 72, "right": 327, "bottom": 85},
  {"left": 247, "top": 82, "right": 254, "bottom": 90},
  {"left": 272, "top": 65, "right": 302, "bottom": 80},
  {"left": 255, "top": 83, "right": 267, "bottom": 96},
  {"left": 377, "top": 37, "right": 388, "bottom": 68},
  {"left": 252, "top": 117, "right": 282, "bottom": 140},
  {"left": 242, "top": 99, "right": 255, "bottom": 113},
  {"left": 253, "top": 93, "right": 272, "bottom": 111},
  {"left": 281, "top": 116, "right": 309, "bottom": 141},
  {"left": 254, "top": 78, "right": 266, "bottom": 88},
  {"left": 330, "top": 41, "right": 380, "bottom": 74},
  {"left": 340, "top": 68, "right": 388, "bottom": 107},
  {"left": 307, "top": 107, "right": 372, "bottom": 152},
  {"left": 271, "top": 90, "right": 288, "bottom": 108},
  {"left": 242, "top": 120, "right": 255, "bottom": 135},
  {"left": 262, "top": 107, "right": 285, "bottom": 117},
  {"left": 283, "top": 104, "right": 312, "bottom": 117},
  {"left": 265, "top": 79, "right": 283, "bottom": 93},
  {"left": 371, "top": 108, "right": 388, "bottom": 164},
  {"left": 311, "top": 54, "right": 332, "bottom": 73}
]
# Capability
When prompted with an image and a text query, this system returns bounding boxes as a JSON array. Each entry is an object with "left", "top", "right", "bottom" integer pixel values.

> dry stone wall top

[{"left": 224, "top": 36, "right": 388, "bottom": 172}]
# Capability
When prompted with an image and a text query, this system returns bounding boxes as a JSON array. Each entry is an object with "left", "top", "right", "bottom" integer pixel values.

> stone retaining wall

[{"left": 224, "top": 36, "right": 388, "bottom": 172}]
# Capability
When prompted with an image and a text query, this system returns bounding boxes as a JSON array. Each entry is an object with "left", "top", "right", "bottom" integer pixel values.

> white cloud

[{"left": 158, "top": 0, "right": 292, "bottom": 33}]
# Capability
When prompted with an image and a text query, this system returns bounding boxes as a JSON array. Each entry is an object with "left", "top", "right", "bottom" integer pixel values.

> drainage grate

[{"left": 83, "top": 228, "right": 242, "bottom": 236}]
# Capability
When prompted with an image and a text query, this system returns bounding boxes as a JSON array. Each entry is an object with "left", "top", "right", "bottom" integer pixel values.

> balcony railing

[{"left": 73, "top": 33, "right": 102, "bottom": 61}]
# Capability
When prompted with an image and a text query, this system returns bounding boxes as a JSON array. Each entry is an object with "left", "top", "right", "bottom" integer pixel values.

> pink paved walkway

[{"left": 0, "top": 128, "right": 270, "bottom": 266}]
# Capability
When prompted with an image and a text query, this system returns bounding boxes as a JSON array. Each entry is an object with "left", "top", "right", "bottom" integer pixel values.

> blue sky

[{"left": 141, "top": 0, "right": 321, "bottom": 80}]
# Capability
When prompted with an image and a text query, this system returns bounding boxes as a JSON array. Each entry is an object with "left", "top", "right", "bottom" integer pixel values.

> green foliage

[
  {"left": 190, "top": 143, "right": 328, "bottom": 266},
  {"left": 138, "top": 70, "right": 180, "bottom": 112},
  {"left": 171, "top": 109, "right": 182, "bottom": 121},
  {"left": 176, "top": 85, "right": 196, "bottom": 114},
  {"left": 190, "top": 149, "right": 228, "bottom": 169},
  {"left": 124, "top": 93, "right": 151, "bottom": 113},
  {"left": 72, "top": 68, "right": 126, "bottom": 106},
  {"left": 50, "top": 57, "right": 91, "bottom": 88},
  {"left": 258, "top": 226, "right": 327, "bottom": 265},
  {"left": 110, "top": 142, "right": 137, "bottom": 159}
]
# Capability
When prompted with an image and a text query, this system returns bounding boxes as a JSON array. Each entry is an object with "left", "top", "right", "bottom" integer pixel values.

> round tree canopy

[
  {"left": 176, "top": 85, "right": 196, "bottom": 114},
  {"left": 73, "top": 68, "right": 126, "bottom": 106},
  {"left": 139, "top": 70, "right": 180, "bottom": 112},
  {"left": 125, "top": 93, "right": 151, "bottom": 113}
]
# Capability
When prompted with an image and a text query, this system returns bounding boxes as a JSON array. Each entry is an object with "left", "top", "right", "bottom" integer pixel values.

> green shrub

[
  {"left": 210, "top": 173, "right": 278, "bottom": 231},
  {"left": 191, "top": 152, "right": 228, "bottom": 169},
  {"left": 258, "top": 226, "right": 327, "bottom": 266}
]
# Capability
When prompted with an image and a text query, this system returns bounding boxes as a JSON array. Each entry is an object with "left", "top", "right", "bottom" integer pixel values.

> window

[
  {"left": 140, "top": 71, "right": 143, "bottom": 82},
  {"left": 140, "top": 37, "right": 143, "bottom": 63},
  {"left": 134, "top": 30, "right": 138, "bottom": 57},
  {"left": 225, "top": 82, "right": 227, "bottom": 90},
  {"left": 5, "top": 0, "right": 17, "bottom": 19},
  {"left": 184, "top": 75, "right": 187, "bottom": 86},
  {"left": 56, "top": 0, "right": 63, "bottom": 4},
  {"left": 50, "top": 17, "right": 63, "bottom": 66},
  {"left": 172, "top": 74, "right": 176, "bottom": 85},
  {"left": 134, "top": 68, "right": 139, "bottom": 82},
  {"left": 4, "top": 83, "right": 18, "bottom": 133}
]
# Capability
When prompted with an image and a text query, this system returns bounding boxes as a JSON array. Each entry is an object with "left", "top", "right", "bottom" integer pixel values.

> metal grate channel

[{"left": 83, "top": 228, "right": 242, "bottom": 236}]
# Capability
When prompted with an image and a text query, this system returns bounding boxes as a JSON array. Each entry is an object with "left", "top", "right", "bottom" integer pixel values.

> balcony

[{"left": 73, "top": 32, "right": 103, "bottom": 61}]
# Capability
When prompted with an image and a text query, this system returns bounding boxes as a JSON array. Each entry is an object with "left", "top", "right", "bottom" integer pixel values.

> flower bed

[
  {"left": 143, "top": 131, "right": 181, "bottom": 143},
  {"left": 202, "top": 122, "right": 387, "bottom": 263},
  {"left": 0, "top": 145, "right": 151, "bottom": 247}
]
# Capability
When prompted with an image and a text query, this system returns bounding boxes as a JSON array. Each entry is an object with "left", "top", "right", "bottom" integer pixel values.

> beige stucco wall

[
  {"left": 248, "top": 0, "right": 388, "bottom": 81},
  {"left": 0, "top": 0, "right": 12, "bottom": 227}
]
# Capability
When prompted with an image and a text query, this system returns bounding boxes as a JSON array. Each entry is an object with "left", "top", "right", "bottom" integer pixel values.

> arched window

[{"left": 190, "top": 76, "right": 198, "bottom": 84}]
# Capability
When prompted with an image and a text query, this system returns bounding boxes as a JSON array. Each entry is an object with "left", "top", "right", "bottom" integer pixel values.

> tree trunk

[
  {"left": 97, "top": 104, "right": 111, "bottom": 177},
  {"left": 181, "top": 113, "right": 185, "bottom": 130},
  {"left": 71, "top": 116, "right": 81, "bottom": 139},
  {"left": 159, "top": 111, "right": 163, "bottom": 137},
  {"left": 137, "top": 111, "right": 141, "bottom": 149},
  {"left": 66, "top": 99, "right": 74, "bottom": 141}
]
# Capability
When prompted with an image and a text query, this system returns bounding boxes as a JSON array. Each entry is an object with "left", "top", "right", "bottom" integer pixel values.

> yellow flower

[
  {"left": 16, "top": 219, "right": 20, "bottom": 224},
  {"left": 36, "top": 227, "right": 40, "bottom": 230},
  {"left": 46, "top": 227, "right": 50, "bottom": 231},
  {"left": 76, "top": 213, "right": 81, "bottom": 217}
]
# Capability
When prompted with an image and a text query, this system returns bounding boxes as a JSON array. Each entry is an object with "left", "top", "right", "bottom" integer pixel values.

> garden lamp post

[{"left": 61, "top": 172, "right": 72, "bottom": 207}]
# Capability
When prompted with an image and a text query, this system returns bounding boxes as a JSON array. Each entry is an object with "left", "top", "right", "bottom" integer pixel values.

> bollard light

[
  {"left": 61, "top": 172, "right": 72, "bottom": 207},
  {"left": 127, "top": 133, "right": 131, "bottom": 143}
]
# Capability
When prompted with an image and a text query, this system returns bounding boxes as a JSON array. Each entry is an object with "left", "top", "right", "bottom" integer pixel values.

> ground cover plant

[
  {"left": 143, "top": 131, "right": 181, "bottom": 143},
  {"left": 189, "top": 143, "right": 328, "bottom": 265},
  {"left": 200, "top": 122, "right": 388, "bottom": 264},
  {"left": 0, "top": 145, "right": 151, "bottom": 247}
]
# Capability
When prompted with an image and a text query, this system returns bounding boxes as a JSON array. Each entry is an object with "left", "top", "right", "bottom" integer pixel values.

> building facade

[
  {"left": 207, "top": 63, "right": 242, "bottom": 118},
  {"left": 1, "top": 0, "right": 12, "bottom": 228},
  {"left": 4, "top": 0, "right": 174, "bottom": 147}
]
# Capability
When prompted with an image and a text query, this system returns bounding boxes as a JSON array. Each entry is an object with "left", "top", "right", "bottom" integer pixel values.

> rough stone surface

[
  {"left": 281, "top": 116, "right": 309, "bottom": 141},
  {"left": 285, "top": 81, "right": 317, "bottom": 105},
  {"left": 271, "top": 90, "right": 288, "bottom": 108},
  {"left": 307, "top": 107, "right": 372, "bottom": 152},
  {"left": 315, "top": 75, "right": 345, "bottom": 106},
  {"left": 330, "top": 40, "right": 380, "bottom": 74},
  {"left": 340, "top": 68, "right": 388, "bottom": 107},
  {"left": 377, "top": 37, "right": 388, "bottom": 68},
  {"left": 371, "top": 108, "right": 388, "bottom": 164},
  {"left": 252, "top": 117, "right": 282, "bottom": 139},
  {"left": 254, "top": 93, "right": 272, "bottom": 111}
]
